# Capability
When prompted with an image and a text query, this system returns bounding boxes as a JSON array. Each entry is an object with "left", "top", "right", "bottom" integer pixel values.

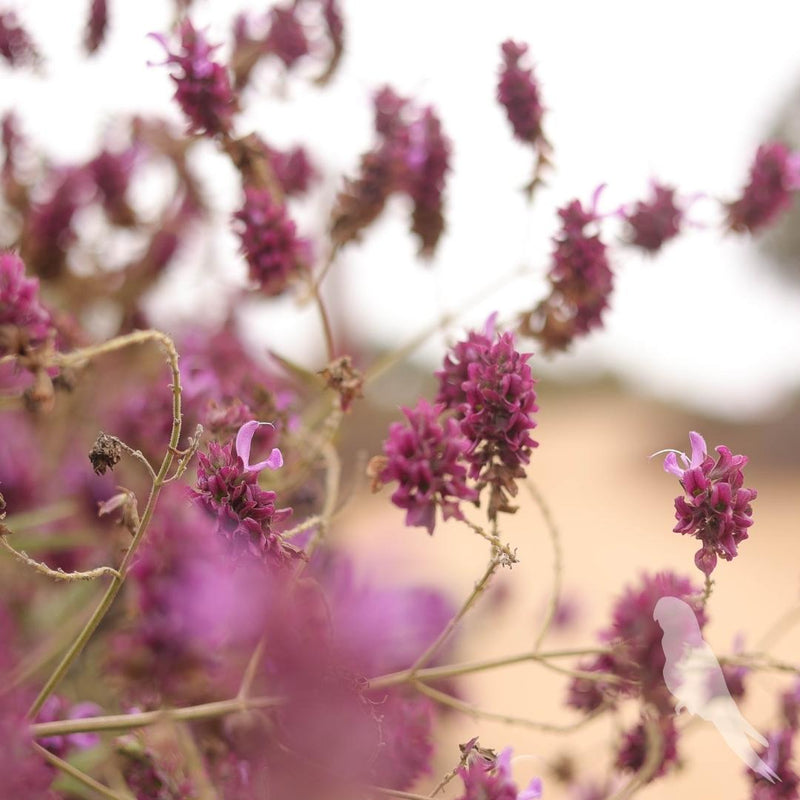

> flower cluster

[
  {"left": 377, "top": 398, "right": 477, "bottom": 534},
  {"left": 456, "top": 746, "right": 542, "bottom": 800},
  {"left": 497, "top": 40, "right": 545, "bottom": 146},
  {"left": 519, "top": 195, "right": 613, "bottom": 352},
  {"left": 191, "top": 422, "right": 295, "bottom": 564},
  {"left": 0, "top": 252, "right": 52, "bottom": 355},
  {"left": 233, "top": 187, "right": 311, "bottom": 296},
  {"left": 663, "top": 431, "right": 757, "bottom": 575},
  {"left": 623, "top": 183, "right": 684, "bottom": 252},
  {"left": 151, "top": 20, "right": 237, "bottom": 136},
  {"left": 727, "top": 141, "right": 800, "bottom": 234}
]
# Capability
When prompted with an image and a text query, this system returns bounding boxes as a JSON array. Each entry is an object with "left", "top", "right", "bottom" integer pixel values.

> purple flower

[
  {"left": 663, "top": 432, "right": 757, "bottom": 576},
  {"left": 749, "top": 729, "right": 798, "bottom": 798},
  {"left": 0, "top": 252, "right": 52, "bottom": 355},
  {"left": 437, "top": 319, "right": 538, "bottom": 519},
  {"left": 623, "top": 183, "right": 683, "bottom": 252},
  {"left": 615, "top": 715, "right": 678, "bottom": 780},
  {"left": 87, "top": 146, "right": 138, "bottom": 226},
  {"left": 264, "top": 4, "right": 309, "bottom": 68},
  {"left": 568, "top": 572, "right": 706, "bottom": 714},
  {"left": 780, "top": 678, "right": 800, "bottom": 730},
  {"left": 233, "top": 187, "right": 311, "bottom": 296},
  {"left": 0, "top": 11, "right": 40, "bottom": 68},
  {"left": 378, "top": 398, "right": 478, "bottom": 534},
  {"left": 497, "top": 40, "right": 545, "bottom": 145},
  {"left": 265, "top": 144, "right": 317, "bottom": 197},
  {"left": 151, "top": 20, "right": 236, "bottom": 136},
  {"left": 521, "top": 194, "right": 613, "bottom": 352},
  {"left": 456, "top": 747, "right": 542, "bottom": 800},
  {"left": 727, "top": 142, "right": 800, "bottom": 234},
  {"left": 235, "top": 420, "right": 283, "bottom": 472},
  {"left": 191, "top": 426, "right": 295, "bottom": 564},
  {"left": 407, "top": 107, "right": 451, "bottom": 257},
  {"left": 84, "top": 0, "right": 108, "bottom": 55}
]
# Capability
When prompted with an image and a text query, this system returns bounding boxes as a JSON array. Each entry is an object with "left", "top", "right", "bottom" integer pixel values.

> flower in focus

[
  {"left": 623, "top": 183, "right": 683, "bottom": 252},
  {"left": 192, "top": 424, "right": 295, "bottom": 563},
  {"left": 519, "top": 193, "right": 613, "bottom": 352},
  {"left": 0, "top": 252, "right": 52, "bottom": 355},
  {"left": 663, "top": 431, "right": 757, "bottom": 576},
  {"left": 151, "top": 20, "right": 237, "bottom": 136},
  {"left": 456, "top": 746, "right": 542, "bottom": 800},
  {"left": 567, "top": 571, "right": 706, "bottom": 715},
  {"left": 377, "top": 398, "right": 478, "bottom": 534},
  {"left": 233, "top": 187, "right": 311, "bottom": 296},
  {"left": 727, "top": 141, "right": 800, "bottom": 234}
]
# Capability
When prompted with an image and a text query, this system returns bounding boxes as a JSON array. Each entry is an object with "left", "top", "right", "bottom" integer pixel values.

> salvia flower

[
  {"left": 192, "top": 423, "right": 294, "bottom": 563},
  {"left": 456, "top": 747, "right": 542, "bottom": 800},
  {"left": 568, "top": 571, "right": 706, "bottom": 714},
  {"left": 377, "top": 398, "right": 478, "bottom": 534},
  {"left": 663, "top": 431, "right": 757, "bottom": 576},
  {"left": 84, "top": 0, "right": 108, "bottom": 55},
  {"left": 727, "top": 141, "right": 800, "bottom": 234},
  {"left": 264, "top": 4, "right": 310, "bottom": 68},
  {"left": 623, "top": 183, "right": 683, "bottom": 252},
  {"left": 151, "top": 20, "right": 236, "bottom": 136},
  {"left": 233, "top": 187, "right": 311, "bottom": 296},
  {"left": 520, "top": 194, "right": 613, "bottom": 352},
  {"left": 265, "top": 144, "right": 317, "bottom": 197},
  {"left": 0, "top": 11, "right": 40, "bottom": 68},
  {"left": 0, "top": 252, "right": 52, "bottom": 355},
  {"left": 498, "top": 40, "right": 545, "bottom": 146}
]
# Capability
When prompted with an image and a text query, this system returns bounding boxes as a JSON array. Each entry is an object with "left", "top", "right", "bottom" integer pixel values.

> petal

[
  {"left": 687, "top": 431, "right": 707, "bottom": 469},
  {"left": 663, "top": 452, "right": 684, "bottom": 478},
  {"left": 235, "top": 421, "right": 283, "bottom": 473}
]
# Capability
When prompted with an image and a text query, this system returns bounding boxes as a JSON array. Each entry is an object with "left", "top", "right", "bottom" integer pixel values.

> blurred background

[{"left": 3, "top": 2, "right": 800, "bottom": 797}]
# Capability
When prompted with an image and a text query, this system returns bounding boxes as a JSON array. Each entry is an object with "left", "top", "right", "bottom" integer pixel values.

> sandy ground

[{"left": 337, "top": 382, "right": 800, "bottom": 799}]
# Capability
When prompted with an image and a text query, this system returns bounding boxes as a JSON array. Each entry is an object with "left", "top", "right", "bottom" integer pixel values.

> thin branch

[{"left": 32, "top": 742, "right": 133, "bottom": 800}]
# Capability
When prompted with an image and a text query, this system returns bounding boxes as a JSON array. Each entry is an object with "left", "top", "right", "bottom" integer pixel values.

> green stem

[{"left": 33, "top": 743, "right": 132, "bottom": 800}]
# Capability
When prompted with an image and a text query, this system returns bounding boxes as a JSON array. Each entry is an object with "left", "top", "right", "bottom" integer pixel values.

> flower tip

[{"left": 235, "top": 420, "right": 283, "bottom": 473}]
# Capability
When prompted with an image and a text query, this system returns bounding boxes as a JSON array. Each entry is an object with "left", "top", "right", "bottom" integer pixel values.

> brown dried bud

[
  {"left": 366, "top": 455, "right": 387, "bottom": 493},
  {"left": 318, "top": 355, "right": 363, "bottom": 412},
  {"left": 89, "top": 432, "right": 122, "bottom": 475}
]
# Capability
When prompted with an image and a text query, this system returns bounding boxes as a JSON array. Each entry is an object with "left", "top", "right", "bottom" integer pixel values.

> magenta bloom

[
  {"left": 151, "top": 20, "right": 236, "bottom": 136},
  {"left": 456, "top": 747, "right": 542, "bottom": 800},
  {"left": 497, "top": 40, "right": 545, "bottom": 145},
  {"left": 568, "top": 572, "right": 706, "bottom": 714},
  {"left": 0, "top": 11, "right": 40, "bottom": 68},
  {"left": 233, "top": 188, "right": 311, "bottom": 296},
  {"left": 0, "top": 252, "right": 52, "bottom": 355},
  {"left": 264, "top": 4, "right": 310, "bottom": 68},
  {"left": 192, "top": 424, "right": 295, "bottom": 563},
  {"left": 624, "top": 183, "right": 683, "bottom": 252},
  {"left": 522, "top": 195, "right": 613, "bottom": 352},
  {"left": 265, "top": 144, "right": 317, "bottom": 197},
  {"left": 616, "top": 715, "right": 678, "bottom": 780},
  {"left": 727, "top": 142, "right": 800, "bottom": 234},
  {"left": 663, "top": 432, "right": 757, "bottom": 576},
  {"left": 379, "top": 398, "right": 478, "bottom": 534}
]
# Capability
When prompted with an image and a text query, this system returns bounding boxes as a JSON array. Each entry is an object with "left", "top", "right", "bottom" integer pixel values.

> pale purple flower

[
  {"left": 235, "top": 420, "right": 283, "bottom": 472},
  {"left": 663, "top": 432, "right": 757, "bottom": 575}
]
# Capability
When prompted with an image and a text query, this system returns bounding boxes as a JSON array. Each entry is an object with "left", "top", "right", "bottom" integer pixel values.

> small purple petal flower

[
  {"left": 727, "top": 142, "right": 800, "bottom": 234},
  {"left": 235, "top": 420, "right": 283, "bottom": 472},
  {"left": 151, "top": 20, "right": 236, "bottom": 136},
  {"left": 662, "top": 432, "right": 757, "bottom": 576},
  {"left": 623, "top": 183, "right": 683, "bottom": 252},
  {"left": 497, "top": 40, "right": 545, "bottom": 145}
]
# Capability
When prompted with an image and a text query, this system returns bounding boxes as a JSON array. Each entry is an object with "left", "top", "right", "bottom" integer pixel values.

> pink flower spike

[{"left": 235, "top": 421, "right": 283, "bottom": 472}]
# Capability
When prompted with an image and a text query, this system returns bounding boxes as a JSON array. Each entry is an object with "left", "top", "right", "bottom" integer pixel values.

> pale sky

[{"left": 8, "top": 0, "right": 800, "bottom": 419}]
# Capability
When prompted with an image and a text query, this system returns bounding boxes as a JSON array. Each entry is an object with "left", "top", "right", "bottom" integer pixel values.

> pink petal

[
  {"left": 687, "top": 431, "right": 707, "bottom": 468},
  {"left": 235, "top": 420, "right": 283, "bottom": 473}
]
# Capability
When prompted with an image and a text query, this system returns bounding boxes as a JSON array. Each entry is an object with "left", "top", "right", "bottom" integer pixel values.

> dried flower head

[
  {"left": 663, "top": 432, "right": 757, "bottom": 575},
  {"left": 88, "top": 432, "right": 123, "bottom": 475}
]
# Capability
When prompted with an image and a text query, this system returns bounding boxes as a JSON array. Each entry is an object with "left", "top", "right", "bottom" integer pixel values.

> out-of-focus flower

[
  {"left": 233, "top": 187, "right": 311, "bottom": 296},
  {"left": 519, "top": 193, "right": 613, "bottom": 352},
  {"left": 0, "top": 11, "right": 40, "bottom": 68},
  {"left": 727, "top": 142, "right": 800, "bottom": 234},
  {"left": 87, "top": 146, "right": 138, "bottom": 226},
  {"left": 265, "top": 143, "right": 317, "bottom": 197},
  {"left": 151, "top": 20, "right": 237, "bottom": 136},
  {"left": 192, "top": 428, "right": 295, "bottom": 564},
  {"left": 498, "top": 40, "right": 545, "bottom": 146},
  {"left": 663, "top": 431, "right": 757, "bottom": 576},
  {"left": 623, "top": 183, "right": 683, "bottom": 252},
  {"left": 780, "top": 678, "right": 800, "bottom": 730},
  {"left": 264, "top": 4, "right": 309, "bottom": 68},
  {"left": 748, "top": 729, "right": 798, "bottom": 798},
  {"left": 376, "top": 398, "right": 478, "bottom": 534},
  {"left": 456, "top": 746, "right": 542, "bottom": 800},
  {"left": 84, "top": 0, "right": 108, "bottom": 55},
  {"left": 0, "top": 252, "right": 52, "bottom": 355},
  {"left": 567, "top": 572, "right": 706, "bottom": 715},
  {"left": 36, "top": 696, "right": 103, "bottom": 757},
  {"left": 615, "top": 715, "right": 678, "bottom": 780}
]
